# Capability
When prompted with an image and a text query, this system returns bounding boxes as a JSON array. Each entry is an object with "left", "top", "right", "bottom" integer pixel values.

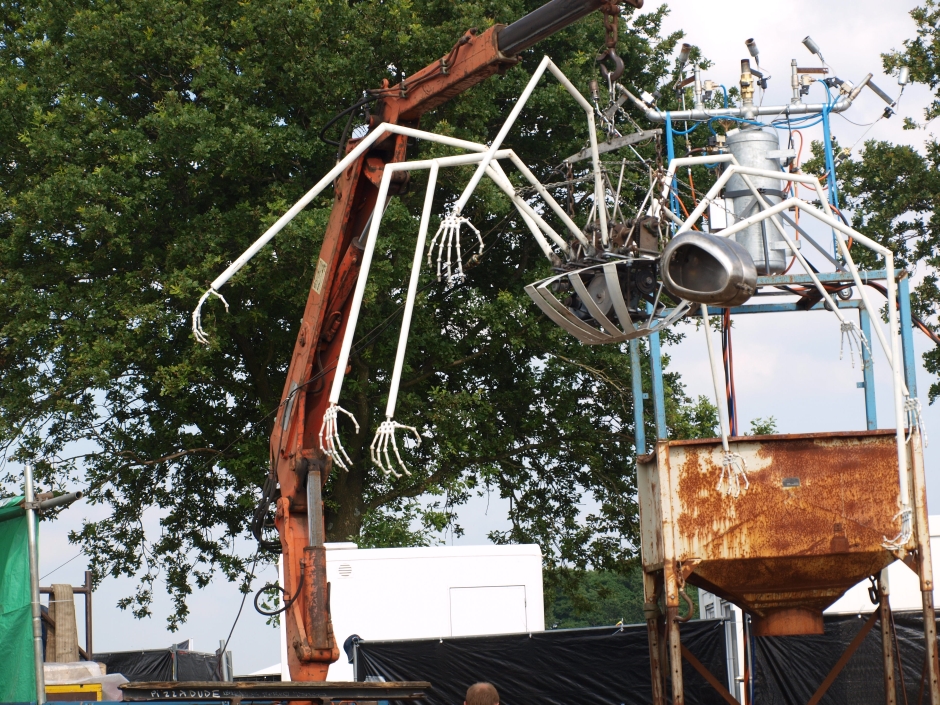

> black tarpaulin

[
  {"left": 355, "top": 620, "right": 730, "bottom": 705},
  {"left": 754, "top": 610, "right": 934, "bottom": 704},
  {"left": 93, "top": 649, "right": 221, "bottom": 682}
]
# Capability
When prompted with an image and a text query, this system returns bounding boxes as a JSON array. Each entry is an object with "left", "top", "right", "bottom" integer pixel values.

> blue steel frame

[{"left": 635, "top": 269, "right": 919, "bottom": 449}]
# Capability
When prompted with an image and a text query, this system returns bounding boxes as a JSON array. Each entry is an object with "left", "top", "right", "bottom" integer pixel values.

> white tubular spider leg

[
  {"left": 192, "top": 288, "right": 230, "bottom": 344},
  {"left": 318, "top": 403, "right": 360, "bottom": 471}
]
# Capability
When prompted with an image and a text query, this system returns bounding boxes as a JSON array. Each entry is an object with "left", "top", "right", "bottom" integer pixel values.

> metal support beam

[
  {"left": 681, "top": 643, "right": 741, "bottom": 705},
  {"left": 899, "top": 275, "right": 918, "bottom": 397},
  {"left": 24, "top": 465, "right": 45, "bottom": 705},
  {"left": 879, "top": 572, "right": 897, "bottom": 705},
  {"left": 643, "top": 572, "right": 666, "bottom": 705},
  {"left": 631, "top": 339, "right": 646, "bottom": 455},
  {"left": 807, "top": 608, "right": 880, "bottom": 705},
  {"left": 755, "top": 269, "right": 895, "bottom": 287},
  {"left": 861, "top": 307, "right": 877, "bottom": 430},
  {"left": 666, "top": 605, "right": 685, "bottom": 705},
  {"left": 648, "top": 307, "right": 667, "bottom": 440}
]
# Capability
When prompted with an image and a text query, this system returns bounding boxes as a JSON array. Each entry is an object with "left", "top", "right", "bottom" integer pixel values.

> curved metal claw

[
  {"left": 370, "top": 418, "right": 421, "bottom": 478},
  {"left": 318, "top": 403, "right": 360, "bottom": 471},
  {"left": 596, "top": 47, "right": 624, "bottom": 84}
]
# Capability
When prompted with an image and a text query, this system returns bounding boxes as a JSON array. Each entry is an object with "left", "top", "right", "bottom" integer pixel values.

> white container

[{"left": 278, "top": 543, "right": 545, "bottom": 681}]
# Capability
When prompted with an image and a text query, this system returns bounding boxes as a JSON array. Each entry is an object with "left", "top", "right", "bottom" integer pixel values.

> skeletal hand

[
  {"left": 427, "top": 214, "right": 483, "bottom": 284},
  {"left": 192, "top": 288, "right": 230, "bottom": 345},
  {"left": 839, "top": 321, "right": 871, "bottom": 369},
  {"left": 371, "top": 418, "right": 421, "bottom": 478},
  {"left": 717, "top": 452, "right": 749, "bottom": 498},
  {"left": 883, "top": 508, "right": 913, "bottom": 550},
  {"left": 905, "top": 396, "right": 928, "bottom": 446},
  {"left": 319, "top": 403, "right": 360, "bottom": 471}
]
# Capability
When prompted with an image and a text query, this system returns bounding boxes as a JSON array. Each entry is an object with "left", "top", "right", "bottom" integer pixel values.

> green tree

[
  {"left": 820, "top": 2, "right": 940, "bottom": 400},
  {"left": 0, "top": 0, "right": 711, "bottom": 628},
  {"left": 545, "top": 568, "right": 698, "bottom": 628}
]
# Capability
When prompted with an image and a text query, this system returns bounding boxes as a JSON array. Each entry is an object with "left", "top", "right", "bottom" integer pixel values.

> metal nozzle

[
  {"left": 745, "top": 38, "right": 759, "bottom": 61},
  {"left": 38, "top": 491, "right": 83, "bottom": 511},
  {"left": 899, "top": 67, "right": 911, "bottom": 86},
  {"left": 802, "top": 35, "right": 824, "bottom": 62},
  {"left": 867, "top": 79, "right": 894, "bottom": 105}
]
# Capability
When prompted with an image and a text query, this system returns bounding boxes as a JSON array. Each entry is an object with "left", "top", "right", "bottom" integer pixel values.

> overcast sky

[{"left": 28, "top": 0, "right": 938, "bottom": 677}]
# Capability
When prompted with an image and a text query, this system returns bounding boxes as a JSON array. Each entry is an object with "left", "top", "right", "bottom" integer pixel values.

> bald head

[{"left": 465, "top": 682, "right": 499, "bottom": 705}]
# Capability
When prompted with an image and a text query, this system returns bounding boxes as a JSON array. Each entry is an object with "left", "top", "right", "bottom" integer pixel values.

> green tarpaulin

[{"left": 0, "top": 494, "right": 38, "bottom": 702}]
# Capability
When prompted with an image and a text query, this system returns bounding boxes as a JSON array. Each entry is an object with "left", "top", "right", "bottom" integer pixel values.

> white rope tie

[
  {"left": 717, "top": 452, "right": 749, "bottom": 498},
  {"left": 192, "top": 288, "right": 230, "bottom": 344}
]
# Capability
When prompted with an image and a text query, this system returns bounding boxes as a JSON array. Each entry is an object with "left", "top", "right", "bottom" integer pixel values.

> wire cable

[{"left": 216, "top": 552, "right": 259, "bottom": 679}]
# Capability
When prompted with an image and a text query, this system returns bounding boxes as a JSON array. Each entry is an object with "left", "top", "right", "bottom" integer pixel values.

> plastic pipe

[{"left": 24, "top": 465, "right": 45, "bottom": 704}]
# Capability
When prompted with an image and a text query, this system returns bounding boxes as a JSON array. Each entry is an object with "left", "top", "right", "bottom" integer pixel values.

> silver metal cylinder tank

[{"left": 725, "top": 128, "right": 786, "bottom": 274}]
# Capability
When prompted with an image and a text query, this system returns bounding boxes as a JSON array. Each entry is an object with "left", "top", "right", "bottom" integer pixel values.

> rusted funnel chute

[{"left": 661, "top": 231, "right": 757, "bottom": 307}]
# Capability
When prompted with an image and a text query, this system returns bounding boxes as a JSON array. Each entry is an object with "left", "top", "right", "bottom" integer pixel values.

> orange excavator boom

[{"left": 265, "top": 0, "right": 642, "bottom": 681}]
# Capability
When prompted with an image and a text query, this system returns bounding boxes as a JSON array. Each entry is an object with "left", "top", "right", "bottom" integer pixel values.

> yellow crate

[{"left": 46, "top": 683, "right": 103, "bottom": 702}]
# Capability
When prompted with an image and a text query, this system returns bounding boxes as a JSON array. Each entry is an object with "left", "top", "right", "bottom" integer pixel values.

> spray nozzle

[{"left": 802, "top": 35, "right": 825, "bottom": 63}]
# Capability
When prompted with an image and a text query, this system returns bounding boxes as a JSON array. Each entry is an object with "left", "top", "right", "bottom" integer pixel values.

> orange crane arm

[{"left": 266, "top": 0, "right": 641, "bottom": 681}]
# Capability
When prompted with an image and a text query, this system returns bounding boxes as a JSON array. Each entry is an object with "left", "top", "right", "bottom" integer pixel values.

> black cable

[
  {"left": 254, "top": 566, "right": 305, "bottom": 617},
  {"left": 216, "top": 552, "right": 259, "bottom": 680},
  {"left": 318, "top": 95, "right": 379, "bottom": 150}
]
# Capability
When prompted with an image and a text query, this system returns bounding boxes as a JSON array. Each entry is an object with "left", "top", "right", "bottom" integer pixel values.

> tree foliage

[
  {"left": 545, "top": 568, "right": 698, "bottom": 628},
  {"left": 825, "top": 1, "right": 940, "bottom": 400},
  {"left": 0, "top": 0, "right": 714, "bottom": 628}
]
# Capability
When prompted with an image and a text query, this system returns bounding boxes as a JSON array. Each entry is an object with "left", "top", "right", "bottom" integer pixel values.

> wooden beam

[
  {"left": 807, "top": 609, "right": 880, "bottom": 705},
  {"left": 680, "top": 643, "right": 741, "bottom": 705}
]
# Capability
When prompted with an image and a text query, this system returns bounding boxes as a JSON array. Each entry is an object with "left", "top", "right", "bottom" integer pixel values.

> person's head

[{"left": 464, "top": 682, "right": 499, "bottom": 705}]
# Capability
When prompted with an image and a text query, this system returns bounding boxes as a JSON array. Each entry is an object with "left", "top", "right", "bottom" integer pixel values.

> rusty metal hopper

[{"left": 638, "top": 430, "right": 913, "bottom": 637}]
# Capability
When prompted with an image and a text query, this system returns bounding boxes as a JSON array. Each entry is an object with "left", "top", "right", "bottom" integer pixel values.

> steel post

[
  {"left": 631, "top": 339, "right": 646, "bottom": 455},
  {"left": 648, "top": 306, "right": 667, "bottom": 439},
  {"left": 860, "top": 308, "right": 877, "bottom": 430},
  {"left": 666, "top": 604, "right": 685, "bottom": 705},
  {"left": 922, "top": 590, "right": 940, "bottom": 705},
  {"left": 84, "top": 570, "right": 93, "bottom": 657},
  {"left": 898, "top": 275, "right": 918, "bottom": 396},
  {"left": 643, "top": 571, "right": 666, "bottom": 705},
  {"left": 305, "top": 469, "right": 330, "bottom": 651},
  {"left": 24, "top": 465, "right": 45, "bottom": 704},
  {"left": 910, "top": 428, "right": 940, "bottom": 704},
  {"left": 879, "top": 571, "right": 897, "bottom": 705}
]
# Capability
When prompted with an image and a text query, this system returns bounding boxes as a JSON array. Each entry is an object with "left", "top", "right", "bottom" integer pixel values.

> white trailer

[{"left": 277, "top": 543, "right": 545, "bottom": 681}]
